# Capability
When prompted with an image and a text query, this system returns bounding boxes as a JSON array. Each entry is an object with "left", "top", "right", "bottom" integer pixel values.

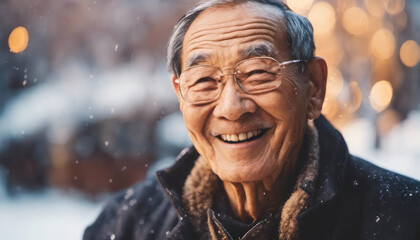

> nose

[{"left": 213, "top": 74, "right": 257, "bottom": 121}]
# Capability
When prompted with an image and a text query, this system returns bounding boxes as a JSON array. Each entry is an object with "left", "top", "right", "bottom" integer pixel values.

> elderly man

[{"left": 84, "top": 0, "right": 420, "bottom": 239}]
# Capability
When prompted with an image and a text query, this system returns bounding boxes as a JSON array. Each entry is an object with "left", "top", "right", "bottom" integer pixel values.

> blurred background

[{"left": 0, "top": 0, "right": 419, "bottom": 239}]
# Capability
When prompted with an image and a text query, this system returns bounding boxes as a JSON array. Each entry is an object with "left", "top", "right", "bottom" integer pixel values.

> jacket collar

[
  {"left": 155, "top": 147, "right": 199, "bottom": 217},
  {"left": 312, "top": 115, "right": 349, "bottom": 203},
  {"left": 296, "top": 115, "right": 350, "bottom": 239},
  {"left": 155, "top": 147, "right": 199, "bottom": 238}
]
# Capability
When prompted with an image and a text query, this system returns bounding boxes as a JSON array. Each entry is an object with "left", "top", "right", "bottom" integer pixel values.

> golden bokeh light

[
  {"left": 308, "top": 2, "right": 336, "bottom": 37},
  {"left": 370, "top": 80, "right": 393, "bottom": 112},
  {"left": 321, "top": 98, "right": 339, "bottom": 119},
  {"left": 342, "top": 7, "right": 369, "bottom": 35},
  {"left": 346, "top": 81, "right": 363, "bottom": 113},
  {"left": 326, "top": 66, "right": 344, "bottom": 98},
  {"left": 371, "top": 59, "right": 398, "bottom": 86},
  {"left": 364, "top": 0, "right": 386, "bottom": 17},
  {"left": 316, "top": 36, "right": 343, "bottom": 66},
  {"left": 8, "top": 26, "right": 29, "bottom": 53},
  {"left": 286, "top": 0, "right": 314, "bottom": 14},
  {"left": 383, "top": 0, "right": 406, "bottom": 15},
  {"left": 400, "top": 40, "right": 420, "bottom": 67},
  {"left": 370, "top": 29, "right": 395, "bottom": 60}
]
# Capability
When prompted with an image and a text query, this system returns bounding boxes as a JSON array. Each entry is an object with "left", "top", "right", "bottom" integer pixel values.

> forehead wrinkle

[
  {"left": 188, "top": 18, "right": 279, "bottom": 40},
  {"left": 187, "top": 25, "right": 278, "bottom": 48},
  {"left": 186, "top": 28, "right": 278, "bottom": 52},
  {"left": 185, "top": 34, "right": 279, "bottom": 56}
]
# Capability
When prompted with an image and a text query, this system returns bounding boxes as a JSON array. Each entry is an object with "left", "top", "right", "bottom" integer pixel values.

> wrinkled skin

[{"left": 172, "top": 3, "right": 327, "bottom": 222}]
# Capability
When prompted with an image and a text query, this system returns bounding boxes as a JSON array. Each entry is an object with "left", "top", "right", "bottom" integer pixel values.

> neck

[{"left": 222, "top": 144, "right": 303, "bottom": 222}]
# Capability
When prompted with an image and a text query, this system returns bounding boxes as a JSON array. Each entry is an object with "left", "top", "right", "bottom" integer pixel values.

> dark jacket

[{"left": 83, "top": 116, "right": 420, "bottom": 240}]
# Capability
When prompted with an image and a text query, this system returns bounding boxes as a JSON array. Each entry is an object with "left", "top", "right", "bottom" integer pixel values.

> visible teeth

[
  {"left": 247, "top": 131, "right": 253, "bottom": 138},
  {"left": 220, "top": 130, "right": 263, "bottom": 143},
  {"left": 231, "top": 134, "right": 238, "bottom": 142}
]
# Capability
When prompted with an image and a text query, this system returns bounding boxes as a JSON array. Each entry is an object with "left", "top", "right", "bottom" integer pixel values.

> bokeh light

[
  {"left": 321, "top": 98, "right": 339, "bottom": 119},
  {"left": 346, "top": 81, "right": 363, "bottom": 113},
  {"left": 326, "top": 66, "right": 344, "bottom": 98},
  {"left": 370, "top": 80, "right": 393, "bottom": 112},
  {"left": 316, "top": 36, "right": 343, "bottom": 66},
  {"left": 384, "top": 0, "right": 406, "bottom": 15},
  {"left": 342, "top": 7, "right": 369, "bottom": 35},
  {"left": 400, "top": 40, "right": 420, "bottom": 67},
  {"left": 308, "top": 2, "right": 336, "bottom": 37},
  {"left": 371, "top": 59, "right": 399, "bottom": 86},
  {"left": 370, "top": 29, "right": 395, "bottom": 60},
  {"left": 364, "top": 0, "right": 386, "bottom": 17},
  {"left": 286, "top": 0, "right": 314, "bottom": 14},
  {"left": 8, "top": 26, "right": 29, "bottom": 53}
]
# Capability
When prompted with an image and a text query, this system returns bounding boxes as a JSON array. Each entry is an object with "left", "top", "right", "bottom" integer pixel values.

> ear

[
  {"left": 171, "top": 74, "right": 182, "bottom": 101},
  {"left": 305, "top": 57, "right": 327, "bottom": 120}
]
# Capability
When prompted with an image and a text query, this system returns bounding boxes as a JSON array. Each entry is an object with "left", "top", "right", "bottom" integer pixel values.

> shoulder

[
  {"left": 348, "top": 156, "right": 420, "bottom": 199},
  {"left": 83, "top": 177, "right": 177, "bottom": 240},
  {"left": 344, "top": 156, "right": 420, "bottom": 238}
]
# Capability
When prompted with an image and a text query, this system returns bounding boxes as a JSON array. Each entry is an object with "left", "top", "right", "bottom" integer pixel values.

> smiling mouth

[{"left": 218, "top": 129, "right": 267, "bottom": 144}]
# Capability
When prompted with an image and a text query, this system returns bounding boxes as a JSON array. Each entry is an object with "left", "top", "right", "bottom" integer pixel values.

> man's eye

[
  {"left": 247, "top": 69, "right": 268, "bottom": 76},
  {"left": 190, "top": 77, "right": 217, "bottom": 86},
  {"left": 195, "top": 77, "right": 214, "bottom": 84},
  {"left": 243, "top": 70, "right": 274, "bottom": 81}
]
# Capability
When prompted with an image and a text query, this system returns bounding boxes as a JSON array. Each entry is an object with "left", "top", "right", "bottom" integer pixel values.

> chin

[{"left": 212, "top": 161, "right": 277, "bottom": 183}]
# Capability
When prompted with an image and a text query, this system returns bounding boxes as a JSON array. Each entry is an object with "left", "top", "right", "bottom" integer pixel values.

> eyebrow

[
  {"left": 241, "top": 43, "right": 278, "bottom": 58},
  {"left": 185, "top": 52, "right": 211, "bottom": 68}
]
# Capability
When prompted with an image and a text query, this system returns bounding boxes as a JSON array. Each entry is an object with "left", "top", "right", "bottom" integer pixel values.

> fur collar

[{"left": 182, "top": 121, "right": 320, "bottom": 240}]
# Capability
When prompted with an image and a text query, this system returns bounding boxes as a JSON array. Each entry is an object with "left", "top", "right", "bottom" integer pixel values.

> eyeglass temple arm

[{"left": 280, "top": 59, "right": 305, "bottom": 66}]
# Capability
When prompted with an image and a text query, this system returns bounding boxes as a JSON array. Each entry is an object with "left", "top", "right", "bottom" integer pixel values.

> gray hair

[{"left": 167, "top": 0, "right": 315, "bottom": 77}]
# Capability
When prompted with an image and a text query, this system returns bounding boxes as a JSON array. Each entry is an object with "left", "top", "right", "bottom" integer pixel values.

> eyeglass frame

[{"left": 175, "top": 56, "right": 306, "bottom": 104}]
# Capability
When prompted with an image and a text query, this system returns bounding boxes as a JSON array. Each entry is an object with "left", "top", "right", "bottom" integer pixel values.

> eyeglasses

[{"left": 175, "top": 57, "right": 305, "bottom": 104}]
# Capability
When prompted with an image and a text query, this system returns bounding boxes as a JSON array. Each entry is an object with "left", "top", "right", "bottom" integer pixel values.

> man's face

[{"left": 173, "top": 3, "right": 313, "bottom": 182}]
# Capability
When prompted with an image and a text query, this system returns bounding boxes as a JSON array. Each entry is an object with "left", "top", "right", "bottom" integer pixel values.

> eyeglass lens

[{"left": 179, "top": 57, "right": 284, "bottom": 104}]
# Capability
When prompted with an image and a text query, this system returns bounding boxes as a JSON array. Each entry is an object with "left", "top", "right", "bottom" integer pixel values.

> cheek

[
  {"left": 180, "top": 103, "right": 214, "bottom": 151},
  {"left": 181, "top": 104, "right": 204, "bottom": 140},
  {"left": 258, "top": 84, "right": 307, "bottom": 121},
  {"left": 256, "top": 82, "right": 308, "bottom": 145},
  {"left": 180, "top": 104, "right": 196, "bottom": 129}
]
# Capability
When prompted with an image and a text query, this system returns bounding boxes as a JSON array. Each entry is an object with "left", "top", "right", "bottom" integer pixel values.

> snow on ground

[{"left": 0, "top": 185, "right": 105, "bottom": 240}]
